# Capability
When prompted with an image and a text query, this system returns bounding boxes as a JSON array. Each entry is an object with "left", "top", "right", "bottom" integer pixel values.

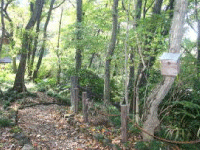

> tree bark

[
  {"left": 195, "top": 0, "right": 200, "bottom": 81},
  {"left": 27, "top": 35, "right": 33, "bottom": 76},
  {"left": 12, "top": 0, "right": 44, "bottom": 92},
  {"left": 12, "top": 57, "right": 17, "bottom": 73},
  {"left": 129, "top": 0, "right": 142, "bottom": 114},
  {"left": 142, "top": 0, "right": 188, "bottom": 141},
  {"left": 104, "top": 0, "right": 119, "bottom": 102},
  {"left": 136, "top": 0, "right": 164, "bottom": 88},
  {"left": 28, "top": 13, "right": 42, "bottom": 77},
  {"left": 197, "top": 13, "right": 200, "bottom": 80},
  {"left": 152, "top": 0, "right": 163, "bottom": 15},
  {"left": 75, "top": 0, "right": 83, "bottom": 73},
  {"left": 33, "top": 0, "right": 55, "bottom": 81},
  {"left": 0, "top": 0, "right": 5, "bottom": 55},
  {"left": 135, "top": 0, "right": 142, "bottom": 20},
  {"left": 3, "top": 0, "right": 16, "bottom": 72},
  {"left": 56, "top": 8, "right": 63, "bottom": 85}
]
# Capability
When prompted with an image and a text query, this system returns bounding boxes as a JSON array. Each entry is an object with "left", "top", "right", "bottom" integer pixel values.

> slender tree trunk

[
  {"left": 137, "top": 0, "right": 164, "bottom": 88},
  {"left": 135, "top": 0, "right": 142, "bottom": 19},
  {"left": 75, "top": 0, "right": 82, "bottom": 73},
  {"left": 56, "top": 8, "right": 63, "bottom": 85},
  {"left": 3, "top": 1, "right": 16, "bottom": 72},
  {"left": 142, "top": 0, "right": 188, "bottom": 141},
  {"left": 104, "top": 0, "right": 119, "bottom": 102},
  {"left": 195, "top": 0, "right": 200, "bottom": 81},
  {"left": 197, "top": 18, "right": 200, "bottom": 80},
  {"left": 88, "top": 30, "right": 100, "bottom": 68},
  {"left": 27, "top": 36, "right": 33, "bottom": 76},
  {"left": 33, "top": 0, "right": 55, "bottom": 81},
  {"left": 28, "top": 15, "right": 42, "bottom": 77},
  {"left": 129, "top": 0, "right": 142, "bottom": 114},
  {"left": 128, "top": 51, "right": 134, "bottom": 111},
  {"left": 12, "top": 57, "right": 17, "bottom": 73},
  {"left": 89, "top": 53, "right": 95, "bottom": 68},
  {"left": 152, "top": 0, "right": 163, "bottom": 15},
  {"left": 12, "top": 0, "right": 44, "bottom": 92},
  {"left": 0, "top": 0, "right": 5, "bottom": 55}
]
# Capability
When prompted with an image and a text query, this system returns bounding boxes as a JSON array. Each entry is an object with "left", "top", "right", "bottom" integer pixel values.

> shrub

[
  {"left": 10, "top": 126, "right": 22, "bottom": 133},
  {"left": 0, "top": 118, "right": 13, "bottom": 127},
  {"left": 64, "top": 68, "right": 105, "bottom": 101},
  {"left": 3, "top": 101, "right": 10, "bottom": 109}
]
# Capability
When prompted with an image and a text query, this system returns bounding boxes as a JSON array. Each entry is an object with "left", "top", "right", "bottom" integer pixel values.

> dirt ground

[{"left": 0, "top": 92, "right": 111, "bottom": 150}]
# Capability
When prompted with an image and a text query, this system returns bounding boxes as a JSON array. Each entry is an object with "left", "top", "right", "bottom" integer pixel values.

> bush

[
  {"left": 10, "top": 126, "right": 22, "bottom": 133},
  {"left": 0, "top": 118, "right": 13, "bottom": 127},
  {"left": 46, "top": 89, "right": 55, "bottom": 97},
  {"left": 36, "top": 78, "right": 57, "bottom": 92},
  {"left": 3, "top": 101, "right": 10, "bottom": 109},
  {"left": 64, "top": 68, "right": 105, "bottom": 101}
]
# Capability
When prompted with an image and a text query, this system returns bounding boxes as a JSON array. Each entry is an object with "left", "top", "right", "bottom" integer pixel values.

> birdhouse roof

[
  {"left": 160, "top": 53, "right": 181, "bottom": 62},
  {"left": 0, "top": 57, "right": 12, "bottom": 63}
]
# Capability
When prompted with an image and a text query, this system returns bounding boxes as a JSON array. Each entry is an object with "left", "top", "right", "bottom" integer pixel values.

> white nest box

[{"left": 160, "top": 53, "right": 181, "bottom": 76}]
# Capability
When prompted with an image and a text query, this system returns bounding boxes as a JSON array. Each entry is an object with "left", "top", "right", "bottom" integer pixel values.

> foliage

[
  {"left": 10, "top": 126, "right": 22, "bottom": 133},
  {"left": 64, "top": 68, "right": 105, "bottom": 101},
  {"left": 159, "top": 51, "right": 200, "bottom": 143},
  {"left": 0, "top": 118, "right": 13, "bottom": 127},
  {"left": 36, "top": 78, "right": 57, "bottom": 92},
  {"left": 36, "top": 56, "right": 58, "bottom": 80},
  {"left": 135, "top": 141, "right": 167, "bottom": 150}
]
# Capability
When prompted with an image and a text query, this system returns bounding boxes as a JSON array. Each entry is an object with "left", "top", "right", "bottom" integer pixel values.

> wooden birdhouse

[{"left": 160, "top": 53, "right": 181, "bottom": 76}]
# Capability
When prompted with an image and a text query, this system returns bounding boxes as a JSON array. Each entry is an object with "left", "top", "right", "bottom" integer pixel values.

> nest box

[
  {"left": 160, "top": 53, "right": 181, "bottom": 76},
  {"left": 0, "top": 57, "right": 12, "bottom": 64}
]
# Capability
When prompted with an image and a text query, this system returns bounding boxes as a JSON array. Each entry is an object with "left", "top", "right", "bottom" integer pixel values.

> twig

[{"left": 53, "top": 0, "right": 65, "bottom": 9}]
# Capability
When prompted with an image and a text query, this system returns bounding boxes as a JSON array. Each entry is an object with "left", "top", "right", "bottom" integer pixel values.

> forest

[{"left": 0, "top": 0, "right": 200, "bottom": 149}]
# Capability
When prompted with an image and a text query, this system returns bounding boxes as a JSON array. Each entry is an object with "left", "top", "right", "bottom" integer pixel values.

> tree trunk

[
  {"left": 33, "top": 0, "right": 55, "bottom": 81},
  {"left": 3, "top": 0, "right": 16, "bottom": 72},
  {"left": 129, "top": 0, "right": 142, "bottom": 114},
  {"left": 56, "top": 8, "right": 63, "bottom": 85},
  {"left": 128, "top": 52, "right": 134, "bottom": 111},
  {"left": 197, "top": 16, "right": 200, "bottom": 80},
  {"left": 12, "top": 57, "right": 17, "bottom": 73},
  {"left": 137, "top": 0, "right": 164, "bottom": 88},
  {"left": 88, "top": 53, "right": 95, "bottom": 68},
  {"left": 12, "top": 0, "right": 44, "bottom": 92},
  {"left": 135, "top": 0, "right": 142, "bottom": 20},
  {"left": 27, "top": 36, "right": 33, "bottom": 76},
  {"left": 75, "top": 0, "right": 83, "bottom": 73},
  {"left": 195, "top": 0, "right": 200, "bottom": 81},
  {"left": 142, "top": 0, "right": 188, "bottom": 141},
  {"left": 88, "top": 30, "right": 100, "bottom": 68},
  {"left": 104, "top": 0, "right": 119, "bottom": 102},
  {"left": 0, "top": 0, "right": 5, "bottom": 55},
  {"left": 152, "top": 0, "right": 163, "bottom": 15},
  {"left": 28, "top": 14, "right": 42, "bottom": 77}
]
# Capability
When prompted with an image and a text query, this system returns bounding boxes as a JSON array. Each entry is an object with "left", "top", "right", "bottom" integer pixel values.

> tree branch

[
  {"left": 53, "top": 0, "right": 65, "bottom": 9},
  {"left": 186, "top": 15, "right": 197, "bottom": 33},
  {"left": 68, "top": 0, "right": 75, "bottom": 8},
  {"left": 145, "top": 0, "right": 155, "bottom": 15},
  {"left": 4, "top": 0, "right": 12, "bottom": 11}
]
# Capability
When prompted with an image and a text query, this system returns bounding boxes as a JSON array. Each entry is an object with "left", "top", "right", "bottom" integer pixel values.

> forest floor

[{"left": 0, "top": 92, "right": 137, "bottom": 150}]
